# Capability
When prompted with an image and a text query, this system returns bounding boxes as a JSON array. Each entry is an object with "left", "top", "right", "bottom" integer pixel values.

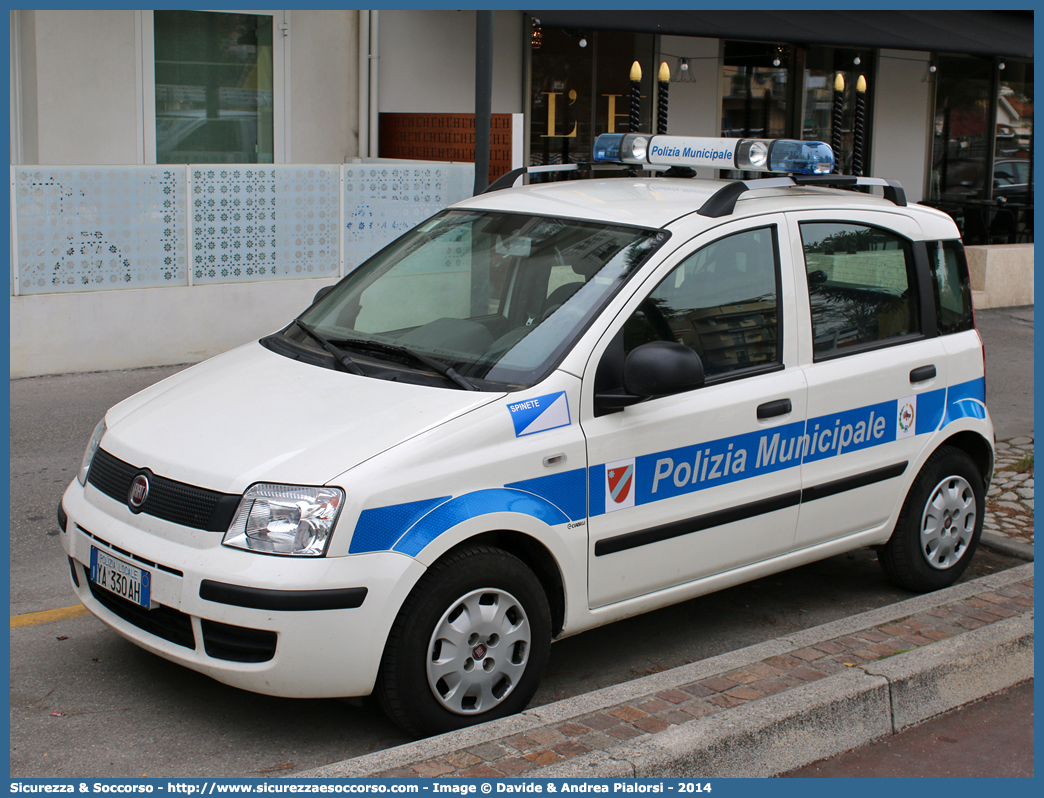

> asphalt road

[{"left": 8, "top": 306, "right": 1033, "bottom": 778}]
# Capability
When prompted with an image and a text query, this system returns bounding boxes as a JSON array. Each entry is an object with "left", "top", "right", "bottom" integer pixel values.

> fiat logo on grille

[{"left": 128, "top": 474, "right": 150, "bottom": 512}]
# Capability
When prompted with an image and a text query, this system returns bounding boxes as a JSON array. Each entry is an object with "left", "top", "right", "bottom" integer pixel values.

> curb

[
  {"left": 297, "top": 562, "right": 1034, "bottom": 779},
  {"left": 980, "top": 530, "right": 1034, "bottom": 561}
]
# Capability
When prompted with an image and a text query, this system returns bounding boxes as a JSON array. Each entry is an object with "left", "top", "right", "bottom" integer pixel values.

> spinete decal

[{"left": 507, "top": 391, "right": 571, "bottom": 437}]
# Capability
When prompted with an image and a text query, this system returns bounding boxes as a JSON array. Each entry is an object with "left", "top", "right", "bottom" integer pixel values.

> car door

[
  {"left": 788, "top": 211, "right": 948, "bottom": 550},
  {"left": 581, "top": 218, "right": 808, "bottom": 608}
]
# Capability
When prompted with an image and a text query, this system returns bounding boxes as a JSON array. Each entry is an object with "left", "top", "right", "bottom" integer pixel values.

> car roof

[{"left": 455, "top": 176, "right": 946, "bottom": 233}]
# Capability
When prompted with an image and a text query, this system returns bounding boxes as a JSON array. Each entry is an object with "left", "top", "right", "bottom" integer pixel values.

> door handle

[
  {"left": 757, "top": 398, "right": 792, "bottom": 419},
  {"left": 910, "top": 365, "right": 937, "bottom": 383}
]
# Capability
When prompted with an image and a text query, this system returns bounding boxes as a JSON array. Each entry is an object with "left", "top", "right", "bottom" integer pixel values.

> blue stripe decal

[
  {"left": 392, "top": 489, "right": 569, "bottom": 557},
  {"left": 917, "top": 388, "right": 947, "bottom": 435},
  {"left": 505, "top": 468, "right": 587, "bottom": 522},
  {"left": 350, "top": 381, "right": 987, "bottom": 554},
  {"left": 942, "top": 377, "right": 987, "bottom": 427},
  {"left": 349, "top": 496, "right": 451, "bottom": 554}
]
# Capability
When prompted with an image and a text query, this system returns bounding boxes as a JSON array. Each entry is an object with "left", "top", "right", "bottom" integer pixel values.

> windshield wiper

[
  {"left": 291, "top": 320, "right": 365, "bottom": 376},
  {"left": 335, "top": 338, "right": 479, "bottom": 391}
]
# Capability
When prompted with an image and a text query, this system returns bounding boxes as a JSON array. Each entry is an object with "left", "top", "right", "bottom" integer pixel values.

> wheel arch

[
  {"left": 937, "top": 430, "right": 994, "bottom": 490},
  {"left": 441, "top": 530, "right": 567, "bottom": 637}
]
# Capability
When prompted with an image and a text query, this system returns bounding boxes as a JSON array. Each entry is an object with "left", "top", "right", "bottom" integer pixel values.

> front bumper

[{"left": 60, "top": 480, "right": 425, "bottom": 698}]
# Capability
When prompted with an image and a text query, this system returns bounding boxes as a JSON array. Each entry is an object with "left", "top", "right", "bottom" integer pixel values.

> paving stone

[
  {"left": 467, "top": 742, "right": 510, "bottom": 761},
  {"left": 523, "top": 750, "right": 562, "bottom": 767},
  {"left": 633, "top": 716, "right": 671, "bottom": 734},
  {"left": 708, "top": 693, "right": 747, "bottom": 709},
  {"left": 699, "top": 676, "right": 740, "bottom": 692},
  {"left": 579, "top": 712, "right": 620, "bottom": 731},
  {"left": 610, "top": 705, "right": 648, "bottom": 723},
  {"left": 606, "top": 724, "right": 645, "bottom": 741},
  {"left": 656, "top": 689, "right": 693, "bottom": 704},
  {"left": 444, "top": 751, "right": 482, "bottom": 769},
  {"left": 412, "top": 760, "right": 454, "bottom": 777},
  {"left": 495, "top": 757, "right": 538, "bottom": 776},
  {"left": 552, "top": 740, "right": 591, "bottom": 759},
  {"left": 636, "top": 697, "right": 672, "bottom": 714},
  {"left": 723, "top": 667, "right": 764, "bottom": 684},
  {"left": 725, "top": 684, "right": 767, "bottom": 701}
]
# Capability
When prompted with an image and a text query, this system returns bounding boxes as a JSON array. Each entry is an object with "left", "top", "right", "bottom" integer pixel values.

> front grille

[
  {"left": 85, "top": 565, "right": 195, "bottom": 650},
  {"left": 87, "top": 448, "right": 240, "bottom": 532},
  {"left": 201, "top": 619, "right": 277, "bottom": 663}
]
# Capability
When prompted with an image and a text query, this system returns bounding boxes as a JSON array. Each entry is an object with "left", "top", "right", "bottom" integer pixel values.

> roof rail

[{"left": 698, "top": 175, "right": 907, "bottom": 218}]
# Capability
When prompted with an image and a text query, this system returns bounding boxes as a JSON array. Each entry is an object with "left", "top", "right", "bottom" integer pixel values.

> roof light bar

[{"left": 592, "top": 134, "right": 835, "bottom": 175}]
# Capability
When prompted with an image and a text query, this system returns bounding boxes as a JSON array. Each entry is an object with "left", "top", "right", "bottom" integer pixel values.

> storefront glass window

[
  {"left": 929, "top": 56, "right": 1032, "bottom": 243},
  {"left": 721, "top": 42, "right": 789, "bottom": 141},
  {"left": 720, "top": 42, "right": 872, "bottom": 177},
  {"left": 154, "top": 11, "right": 274, "bottom": 164},
  {"left": 930, "top": 56, "right": 993, "bottom": 205},
  {"left": 529, "top": 27, "right": 654, "bottom": 166},
  {"left": 803, "top": 48, "right": 872, "bottom": 176}
]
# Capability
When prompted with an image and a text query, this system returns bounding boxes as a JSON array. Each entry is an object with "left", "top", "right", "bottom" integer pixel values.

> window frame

[{"left": 139, "top": 9, "right": 289, "bottom": 165}]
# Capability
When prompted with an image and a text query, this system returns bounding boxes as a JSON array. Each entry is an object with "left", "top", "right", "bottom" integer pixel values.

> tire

[
  {"left": 376, "top": 545, "right": 552, "bottom": 737},
  {"left": 879, "top": 445, "right": 985, "bottom": 593}
]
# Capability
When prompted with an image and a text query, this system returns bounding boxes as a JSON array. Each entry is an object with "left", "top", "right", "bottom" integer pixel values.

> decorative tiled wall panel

[
  {"left": 14, "top": 167, "right": 186, "bottom": 294},
  {"left": 343, "top": 163, "right": 473, "bottom": 271},
  {"left": 13, "top": 162, "right": 474, "bottom": 295},
  {"left": 191, "top": 165, "right": 340, "bottom": 283}
]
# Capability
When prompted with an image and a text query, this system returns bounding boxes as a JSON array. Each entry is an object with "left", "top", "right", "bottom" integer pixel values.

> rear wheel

[
  {"left": 879, "top": 446, "right": 985, "bottom": 592},
  {"left": 376, "top": 545, "right": 551, "bottom": 737}
]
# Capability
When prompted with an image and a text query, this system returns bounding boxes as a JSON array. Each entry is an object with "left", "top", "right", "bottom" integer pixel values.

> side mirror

[
  {"left": 624, "top": 341, "right": 705, "bottom": 397},
  {"left": 312, "top": 285, "right": 335, "bottom": 305},
  {"left": 595, "top": 341, "right": 704, "bottom": 413}
]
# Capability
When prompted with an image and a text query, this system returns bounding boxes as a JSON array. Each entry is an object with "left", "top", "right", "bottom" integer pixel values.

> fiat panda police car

[{"left": 59, "top": 134, "right": 993, "bottom": 737}]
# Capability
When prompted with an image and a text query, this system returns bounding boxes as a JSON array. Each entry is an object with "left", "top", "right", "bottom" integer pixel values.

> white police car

[{"left": 59, "top": 134, "right": 993, "bottom": 737}]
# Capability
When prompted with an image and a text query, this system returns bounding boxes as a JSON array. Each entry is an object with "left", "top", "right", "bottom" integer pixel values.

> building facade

[{"left": 9, "top": 9, "right": 1033, "bottom": 376}]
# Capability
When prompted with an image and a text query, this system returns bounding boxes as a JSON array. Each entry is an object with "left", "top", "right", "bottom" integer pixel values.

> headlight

[
  {"left": 78, "top": 418, "right": 107, "bottom": 485},
  {"left": 223, "top": 484, "right": 344, "bottom": 556}
]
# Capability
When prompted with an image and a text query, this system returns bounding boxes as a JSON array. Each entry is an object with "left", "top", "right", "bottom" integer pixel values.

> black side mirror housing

[
  {"left": 624, "top": 341, "right": 705, "bottom": 397},
  {"left": 595, "top": 341, "right": 705, "bottom": 413}
]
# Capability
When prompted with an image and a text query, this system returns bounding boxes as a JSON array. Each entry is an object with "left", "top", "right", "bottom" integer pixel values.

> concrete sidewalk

[{"left": 298, "top": 562, "right": 1033, "bottom": 779}]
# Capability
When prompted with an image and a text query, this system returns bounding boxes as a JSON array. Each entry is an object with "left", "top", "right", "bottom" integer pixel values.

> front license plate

[{"left": 90, "top": 547, "right": 151, "bottom": 609}]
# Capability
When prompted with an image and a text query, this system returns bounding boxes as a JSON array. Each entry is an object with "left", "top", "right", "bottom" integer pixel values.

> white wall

[
  {"left": 871, "top": 49, "right": 933, "bottom": 203},
  {"left": 29, "top": 10, "right": 141, "bottom": 165},
  {"left": 289, "top": 11, "right": 360, "bottom": 163},
  {"left": 658, "top": 37, "right": 722, "bottom": 178},
  {"left": 378, "top": 10, "right": 524, "bottom": 113},
  {"left": 10, "top": 277, "right": 339, "bottom": 378}
]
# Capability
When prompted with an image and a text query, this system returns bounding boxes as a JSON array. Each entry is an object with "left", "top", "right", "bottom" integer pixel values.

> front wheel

[
  {"left": 376, "top": 545, "right": 551, "bottom": 737},
  {"left": 879, "top": 446, "right": 985, "bottom": 592}
]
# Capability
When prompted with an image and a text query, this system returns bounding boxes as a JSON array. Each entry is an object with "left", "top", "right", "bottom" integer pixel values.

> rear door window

[{"left": 800, "top": 222, "right": 920, "bottom": 357}]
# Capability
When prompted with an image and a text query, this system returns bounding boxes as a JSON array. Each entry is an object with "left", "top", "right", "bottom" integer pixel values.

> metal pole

[{"left": 474, "top": 11, "right": 494, "bottom": 195}]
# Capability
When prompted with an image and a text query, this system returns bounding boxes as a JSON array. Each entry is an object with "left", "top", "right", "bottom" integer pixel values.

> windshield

[{"left": 276, "top": 210, "right": 665, "bottom": 390}]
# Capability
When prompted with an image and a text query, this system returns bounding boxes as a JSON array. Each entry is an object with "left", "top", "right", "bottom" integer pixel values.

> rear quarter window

[{"left": 927, "top": 239, "right": 974, "bottom": 335}]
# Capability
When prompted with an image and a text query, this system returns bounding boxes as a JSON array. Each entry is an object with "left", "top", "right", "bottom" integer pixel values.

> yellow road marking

[{"left": 11, "top": 605, "right": 89, "bottom": 629}]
